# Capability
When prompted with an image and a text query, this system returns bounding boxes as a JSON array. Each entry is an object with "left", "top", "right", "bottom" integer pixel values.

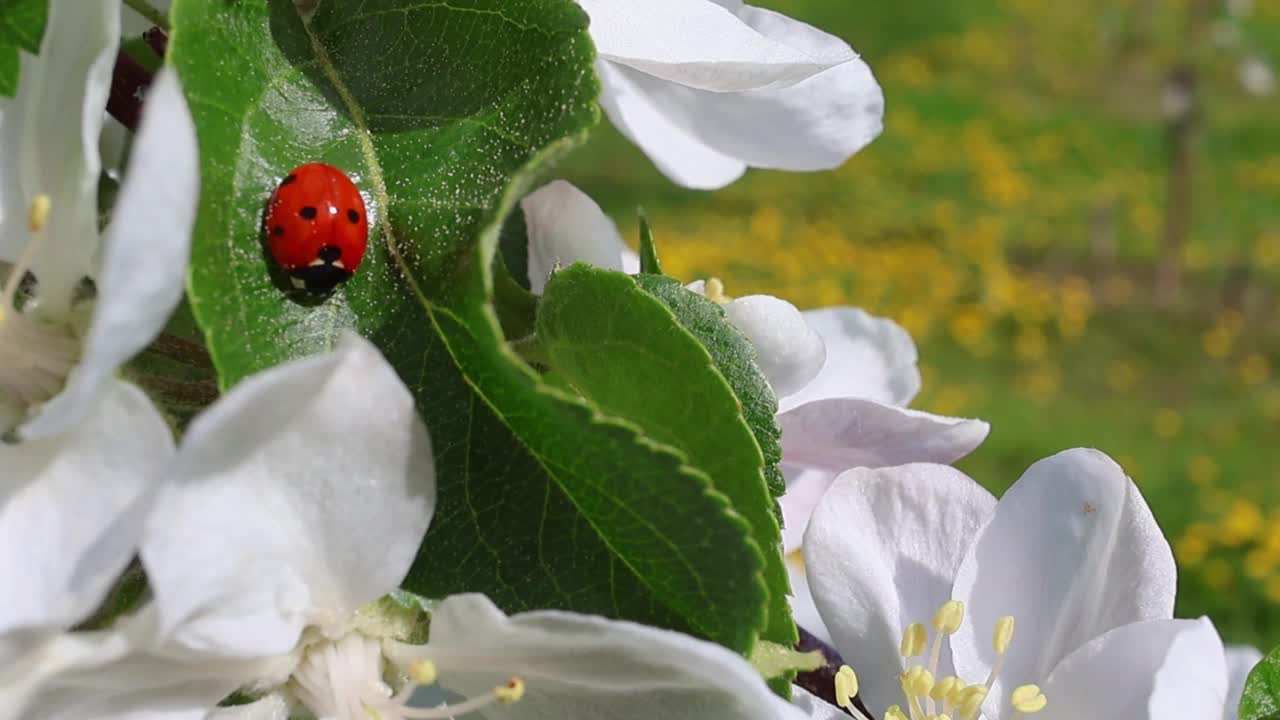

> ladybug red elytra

[{"left": 264, "top": 162, "right": 369, "bottom": 293}]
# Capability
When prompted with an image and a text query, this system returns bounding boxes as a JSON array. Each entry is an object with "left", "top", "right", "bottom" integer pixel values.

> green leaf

[
  {"left": 0, "top": 0, "right": 46, "bottom": 53},
  {"left": 1242, "top": 645, "right": 1280, "bottom": 720},
  {"left": 498, "top": 205, "right": 531, "bottom": 291},
  {"left": 0, "top": 0, "right": 47, "bottom": 97},
  {"left": 173, "top": 0, "right": 769, "bottom": 656},
  {"left": 637, "top": 275, "right": 787, "bottom": 504},
  {"left": 638, "top": 208, "right": 663, "bottom": 275},
  {"left": 414, "top": 299, "right": 767, "bottom": 653},
  {"left": 537, "top": 265, "right": 792, "bottom": 655}
]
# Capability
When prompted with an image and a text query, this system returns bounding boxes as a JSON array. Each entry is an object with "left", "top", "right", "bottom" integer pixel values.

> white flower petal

[
  {"left": 579, "top": 0, "right": 847, "bottom": 92},
  {"left": 1225, "top": 644, "right": 1263, "bottom": 719},
  {"left": 597, "top": 61, "right": 748, "bottom": 189},
  {"left": 722, "top": 294, "right": 825, "bottom": 398},
  {"left": 780, "top": 307, "right": 922, "bottom": 411},
  {"left": 803, "top": 465, "right": 995, "bottom": 716},
  {"left": 780, "top": 465, "right": 833, "bottom": 553},
  {"left": 789, "top": 685, "right": 849, "bottom": 720},
  {"left": 0, "top": 379, "right": 171, "bottom": 634},
  {"left": 950, "top": 449, "right": 1178, "bottom": 706},
  {"left": 386, "top": 593, "right": 807, "bottom": 720},
  {"left": 1034, "top": 618, "right": 1226, "bottom": 720},
  {"left": 608, "top": 42, "right": 882, "bottom": 177},
  {"left": 787, "top": 552, "right": 830, "bottom": 645},
  {"left": 0, "top": 629, "right": 134, "bottom": 720},
  {"left": 27, "top": 608, "right": 286, "bottom": 720},
  {"left": 33, "top": 657, "right": 254, "bottom": 720},
  {"left": 521, "top": 180, "right": 637, "bottom": 294},
  {"left": 777, "top": 397, "right": 989, "bottom": 471},
  {"left": 143, "top": 335, "right": 435, "bottom": 658},
  {"left": 0, "top": 0, "right": 118, "bottom": 310},
  {"left": 20, "top": 68, "right": 199, "bottom": 440}
]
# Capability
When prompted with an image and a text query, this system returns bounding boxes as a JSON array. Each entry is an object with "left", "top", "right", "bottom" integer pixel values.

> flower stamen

[
  {"left": 393, "top": 678, "right": 525, "bottom": 719},
  {"left": 289, "top": 633, "right": 528, "bottom": 720},
  {"left": 834, "top": 665, "right": 874, "bottom": 720},
  {"left": 925, "top": 601, "right": 963, "bottom": 713},
  {"left": 890, "top": 609, "right": 1043, "bottom": 720},
  {"left": 0, "top": 195, "right": 80, "bottom": 418},
  {"left": 981, "top": 616, "right": 1016, "bottom": 693},
  {"left": 1008, "top": 684, "right": 1047, "bottom": 719},
  {"left": 900, "top": 622, "right": 928, "bottom": 658},
  {"left": 704, "top": 277, "right": 730, "bottom": 303}
]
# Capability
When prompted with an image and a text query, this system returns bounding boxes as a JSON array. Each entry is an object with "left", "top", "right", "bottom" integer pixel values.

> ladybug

[{"left": 264, "top": 162, "right": 368, "bottom": 293}]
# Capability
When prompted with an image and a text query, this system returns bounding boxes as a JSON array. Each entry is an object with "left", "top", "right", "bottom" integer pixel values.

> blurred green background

[{"left": 561, "top": 0, "right": 1280, "bottom": 650}]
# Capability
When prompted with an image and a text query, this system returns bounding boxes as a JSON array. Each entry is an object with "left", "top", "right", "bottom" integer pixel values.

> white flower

[
  {"left": 577, "top": 0, "right": 884, "bottom": 189},
  {"left": 771, "top": 306, "right": 988, "bottom": 553},
  {"left": 796, "top": 448, "right": 1245, "bottom": 720},
  {"left": 521, "top": 180, "right": 639, "bottom": 296},
  {"left": 520, "top": 180, "right": 988, "bottom": 555},
  {"left": 0, "top": 3, "right": 196, "bottom": 715},
  {"left": 26, "top": 334, "right": 805, "bottom": 720},
  {"left": 0, "top": 0, "right": 198, "bottom": 439}
]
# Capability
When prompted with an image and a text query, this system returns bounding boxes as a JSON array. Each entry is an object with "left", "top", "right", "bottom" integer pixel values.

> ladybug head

[{"left": 289, "top": 245, "right": 352, "bottom": 294}]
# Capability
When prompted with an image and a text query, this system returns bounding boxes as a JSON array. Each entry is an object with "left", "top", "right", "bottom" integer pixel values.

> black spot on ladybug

[
  {"left": 299, "top": 206, "right": 317, "bottom": 219},
  {"left": 318, "top": 245, "right": 342, "bottom": 263},
  {"left": 347, "top": 209, "right": 360, "bottom": 223},
  {"left": 272, "top": 225, "right": 285, "bottom": 236},
  {"left": 280, "top": 173, "right": 298, "bottom": 186}
]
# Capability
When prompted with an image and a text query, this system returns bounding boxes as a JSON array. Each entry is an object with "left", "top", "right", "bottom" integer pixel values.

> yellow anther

[
  {"left": 834, "top": 665, "right": 859, "bottom": 708},
  {"left": 931, "top": 676, "right": 960, "bottom": 701},
  {"left": 901, "top": 622, "right": 928, "bottom": 657},
  {"left": 943, "top": 680, "right": 964, "bottom": 708},
  {"left": 958, "top": 686, "right": 989, "bottom": 719},
  {"left": 494, "top": 677, "right": 526, "bottom": 704},
  {"left": 933, "top": 715, "right": 953, "bottom": 720},
  {"left": 705, "top": 277, "right": 729, "bottom": 304},
  {"left": 884, "top": 706, "right": 909, "bottom": 720},
  {"left": 932, "top": 600, "right": 965, "bottom": 634},
  {"left": 993, "top": 616, "right": 1016, "bottom": 655},
  {"left": 903, "top": 665, "right": 935, "bottom": 697},
  {"left": 406, "top": 659, "right": 437, "bottom": 685},
  {"left": 1010, "top": 684, "right": 1047, "bottom": 713},
  {"left": 28, "top": 194, "right": 50, "bottom": 233}
]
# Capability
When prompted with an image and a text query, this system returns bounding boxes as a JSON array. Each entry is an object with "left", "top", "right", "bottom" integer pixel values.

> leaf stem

[
  {"left": 122, "top": 0, "right": 168, "bottom": 31},
  {"left": 146, "top": 332, "right": 215, "bottom": 371},
  {"left": 133, "top": 375, "right": 220, "bottom": 411}
]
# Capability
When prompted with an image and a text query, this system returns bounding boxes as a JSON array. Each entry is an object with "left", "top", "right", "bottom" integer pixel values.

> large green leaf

[
  {"left": 0, "top": 0, "right": 47, "bottom": 97},
  {"left": 637, "top": 275, "right": 787, "bottom": 504},
  {"left": 171, "top": 0, "right": 767, "bottom": 655},
  {"left": 537, "top": 265, "right": 791, "bottom": 654},
  {"left": 1242, "top": 645, "right": 1280, "bottom": 720}
]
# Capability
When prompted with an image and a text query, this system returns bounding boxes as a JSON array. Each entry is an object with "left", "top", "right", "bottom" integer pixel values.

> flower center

[
  {"left": 288, "top": 632, "right": 525, "bottom": 720},
  {"left": 834, "top": 601, "right": 1047, "bottom": 720},
  {"left": 0, "top": 195, "right": 80, "bottom": 420}
]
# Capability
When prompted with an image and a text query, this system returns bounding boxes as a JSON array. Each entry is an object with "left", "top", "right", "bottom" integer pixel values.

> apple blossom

[
  {"left": 576, "top": 0, "right": 884, "bottom": 189},
  {"left": 796, "top": 449, "right": 1248, "bottom": 720},
  {"left": 20, "top": 334, "right": 808, "bottom": 720},
  {"left": 1, "top": 4, "right": 196, "bottom": 716}
]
